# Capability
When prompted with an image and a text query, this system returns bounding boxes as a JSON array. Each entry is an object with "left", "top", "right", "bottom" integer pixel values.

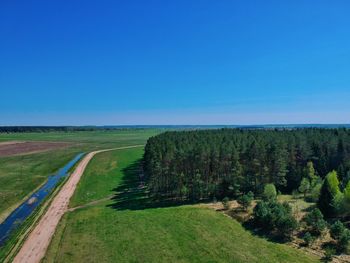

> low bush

[
  {"left": 303, "top": 208, "right": 327, "bottom": 236},
  {"left": 222, "top": 197, "right": 230, "bottom": 210},
  {"left": 302, "top": 232, "right": 315, "bottom": 247},
  {"left": 253, "top": 200, "right": 298, "bottom": 240},
  {"left": 237, "top": 191, "right": 254, "bottom": 211},
  {"left": 323, "top": 247, "right": 335, "bottom": 262},
  {"left": 262, "top": 184, "right": 277, "bottom": 202},
  {"left": 330, "top": 220, "right": 350, "bottom": 252}
]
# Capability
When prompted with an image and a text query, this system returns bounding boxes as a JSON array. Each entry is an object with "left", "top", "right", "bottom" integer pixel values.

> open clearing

[{"left": 43, "top": 147, "right": 318, "bottom": 263}]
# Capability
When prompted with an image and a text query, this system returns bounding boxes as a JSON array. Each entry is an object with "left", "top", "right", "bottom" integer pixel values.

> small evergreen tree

[
  {"left": 304, "top": 208, "right": 327, "bottom": 236},
  {"left": 324, "top": 247, "right": 335, "bottom": 262},
  {"left": 318, "top": 171, "right": 341, "bottom": 217},
  {"left": 341, "top": 170, "right": 350, "bottom": 190},
  {"left": 338, "top": 231, "right": 350, "bottom": 252},
  {"left": 262, "top": 184, "right": 277, "bottom": 201},
  {"left": 222, "top": 197, "right": 230, "bottom": 210},
  {"left": 298, "top": 178, "right": 310, "bottom": 198},
  {"left": 343, "top": 181, "right": 350, "bottom": 217},
  {"left": 330, "top": 220, "right": 350, "bottom": 251},
  {"left": 275, "top": 212, "right": 298, "bottom": 239},
  {"left": 309, "top": 183, "right": 322, "bottom": 202},
  {"left": 303, "top": 232, "right": 315, "bottom": 246},
  {"left": 330, "top": 220, "right": 346, "bottom": 240},
  {"left": 305, "top": 161, "right": 318, "bottom": 186},
  {"left": 272, "top": 146, "right": 288, "bottom": 188},
  {"left": 253, "top": 201, "right": 271, "bottom": 228},
  {"left": 237, "top": 191, "right": 254, "bottom": 211},
  {"left": 253, "top": 200, "right": 297, "bottom": 240}
]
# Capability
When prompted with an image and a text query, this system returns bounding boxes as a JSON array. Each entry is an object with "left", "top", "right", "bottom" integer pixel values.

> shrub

[
  {"left": 344, "top": 180, "right": 350, "bottom": 200},
  {"left": 332, "top": 192, "right": 345, "bottom": 215},
  {"left": 237, "top": 191, "right": 254, "bottom": 211},
  {"left": 318, "top": 172, "right": 350, "bottom": 218},
  {"left": 344, "top": 182, "right": 350, "bottom": 216},
  {"left": 298, "top": 178, "right": 310, "bottom": 198},
  {"left": 330, "top": 220, "right": 350, "bottom": 251},
  {"left": 275, "top": 213, "right": 298, "bottom": 239},
  {"left": 309, "top": 183, "right": 322, "bottom": 202},
  {"left": 330, "top": 220, "right": 345, "bottom": 240},
  {"left": 262, "top": 184, "right": 277, "bottom": 201},
  {"left": 253, "top": 200, "right": 297, "bottom": 240},
  {"left": 222, "top": 197, "right": 230, "bottom": 210},
  {"left": 302, "top": 232, "right": 315, "bottom": 246},
  {"left": 292, "top": 189, "right": 299, "bottom": 200},
  {"left": 304, "top": 208, "right": 327, "bottom": 236},
  {"left": 323, "top": 247, "right": 335, "bottom": 262},
  {"left": 338, "top": 230, "right": 350, "bottom": 252},
  {"left": 253, "top": 201, "right": 271, "bottom": 228}
]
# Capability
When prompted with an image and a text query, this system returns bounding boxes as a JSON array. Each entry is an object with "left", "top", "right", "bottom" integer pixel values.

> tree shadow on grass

[
  {"left": 240, "top": 220, "right": 291, "bottom": 244},
  {"left": 107, "top": 159, "right": 194, "bottom": 211}
]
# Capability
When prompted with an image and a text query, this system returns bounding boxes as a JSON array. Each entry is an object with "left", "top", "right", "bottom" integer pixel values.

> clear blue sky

[{"left": 1, "top": 1, "right": 350, "bottom": 125}]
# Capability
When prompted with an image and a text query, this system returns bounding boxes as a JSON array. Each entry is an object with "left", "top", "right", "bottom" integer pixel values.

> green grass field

[
  {"left": 0, "top": 130, "right": 159, "bottom": 221},
  {"left": 0, "top": 148, "right": 81, "bottom": 221},
  {"left": 44, "top": 147, "right": 318, "bottom": 263},
  {"left": 0, "top": 130, "right": 158, "bottom": 145},
  {"left": 69, "top": 147, "right": 144, "bottom": 207}
]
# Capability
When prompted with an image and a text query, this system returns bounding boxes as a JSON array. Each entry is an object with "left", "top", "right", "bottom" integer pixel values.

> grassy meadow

[
  {"left": 0, "top": 129, "right": 159, "bottom": 148},
  {"left": 69, "top": 147, "right": 144, "bottom": 207},
  {"left": 44, "top": 147, "right": 318, "bottom": 263},
  {"left": 0, "top": 129, "right": 159, "bottom": 221},
  {"left": 0, "top": 148, "right": 81, "bottom": 221}
]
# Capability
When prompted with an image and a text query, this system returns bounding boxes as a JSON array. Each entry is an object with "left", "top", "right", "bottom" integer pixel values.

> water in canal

[{"left": 0, "top": 153, "right": 84, "bottom": 246}]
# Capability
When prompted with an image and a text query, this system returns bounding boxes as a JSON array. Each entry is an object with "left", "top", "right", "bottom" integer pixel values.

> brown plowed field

[{"left": 0, "top": 141, "right": 71, "bottom": 157}]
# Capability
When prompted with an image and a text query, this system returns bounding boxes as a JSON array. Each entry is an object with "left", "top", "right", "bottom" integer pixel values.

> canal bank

[{"left": 0, "top": 153, "right": 84, "bottom": 261}]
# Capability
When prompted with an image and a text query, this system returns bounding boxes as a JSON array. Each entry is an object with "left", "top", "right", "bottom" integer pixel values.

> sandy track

[{"left": 13, "top": 145, "right": 143, "bottom": 263}]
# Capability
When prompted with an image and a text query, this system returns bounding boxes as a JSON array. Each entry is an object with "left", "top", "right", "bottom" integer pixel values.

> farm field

[
  {"left": 44, "top": 147, "right": 318, "bottom": 263},
  {"left": 0, "top": 129, "right": 159, "bottom": 148},
  {"left": 0, "top": 141, "right": 71, "bottom": 157},
  {"left": 0, "top": 129, "right": 159, "bottom": 222}
]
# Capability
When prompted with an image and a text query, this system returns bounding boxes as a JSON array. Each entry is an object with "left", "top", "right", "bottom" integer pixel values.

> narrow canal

[{"left": 0, "top": 153, "right": 84, "bottom": 246}]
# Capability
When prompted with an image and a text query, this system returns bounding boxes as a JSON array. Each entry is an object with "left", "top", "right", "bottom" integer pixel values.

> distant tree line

[
  {"left": 0, "top": 126, "right": 149, "bottom": 133},
  {"left": 143, "top": 128, "right": 350, "bottom": 201}
]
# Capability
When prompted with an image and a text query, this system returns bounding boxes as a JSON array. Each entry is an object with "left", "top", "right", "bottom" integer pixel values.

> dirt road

[{"left": 13, "top": 145, "right": 143, "bottom": 263}]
